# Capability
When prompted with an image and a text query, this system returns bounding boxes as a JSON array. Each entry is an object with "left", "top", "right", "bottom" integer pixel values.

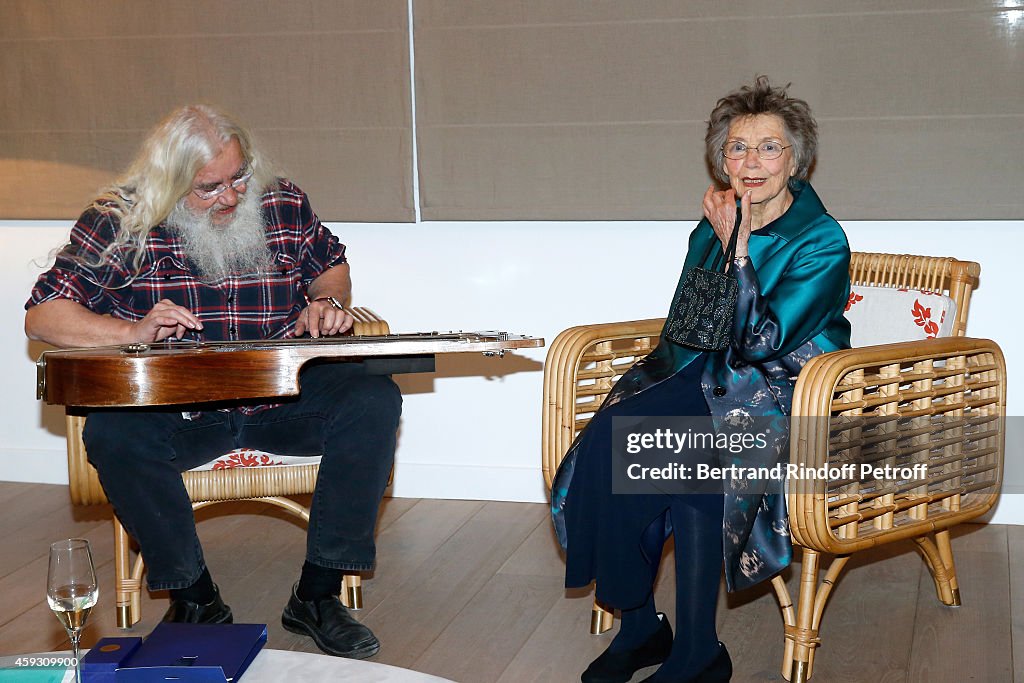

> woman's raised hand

[{"left": 702, "top": 185, "right": 752, "bottom": 259}]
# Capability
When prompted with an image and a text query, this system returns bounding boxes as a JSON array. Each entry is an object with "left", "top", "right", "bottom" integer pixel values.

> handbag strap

[{"left": 710, "top": 210, "right": 743, "bottom": 272}]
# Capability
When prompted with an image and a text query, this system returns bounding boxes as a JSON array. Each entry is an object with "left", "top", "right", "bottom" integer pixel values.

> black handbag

[{"left": 663, "top": 217, "right": 741, "bottom": 351}]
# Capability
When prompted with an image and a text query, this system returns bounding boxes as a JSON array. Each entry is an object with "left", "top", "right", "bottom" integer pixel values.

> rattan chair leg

[
  {"left": 591, "top": 601, "right": 613, "bottom": 634},
  {"left": 784, "top": 549, "right": 822, "bottom": 683},
  {"left": 771, "top": 575, "right": 797, "bottom": 676},
  {"left": 342, "top": 574, "right": 363, "bottom": 609},
  {"left": 256, "top": 496, "right": 310, "bottom": 522},
  {"left": 778, "top": 553, "right": 850, "bottom": 681},
  {"left": 130, "top": 553, "right": 145, "bottom": 621},
  {"left": 812, "top": 555, "right": 849, "bottom": 629},
  {"left": 913, "top": 533, "right": 959, "bottom": 606},
  {"left": 934, "top": 529, "right": 961, "bottom": 605},
  {"left": 114, "top": 517, "right": 141, "bottom": 629}
]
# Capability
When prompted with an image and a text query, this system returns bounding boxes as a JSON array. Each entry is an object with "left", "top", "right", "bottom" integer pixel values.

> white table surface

[
  {"left": 0, "top": 649, "right": 457, "bottom": 682},
  {"left": 243, "top": 649, "right": 455, "bottom": 682}
]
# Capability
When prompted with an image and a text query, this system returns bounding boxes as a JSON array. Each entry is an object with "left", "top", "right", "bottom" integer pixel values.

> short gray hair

[{"left": 705, "top": 76, "right": 817, "bottom": 184}]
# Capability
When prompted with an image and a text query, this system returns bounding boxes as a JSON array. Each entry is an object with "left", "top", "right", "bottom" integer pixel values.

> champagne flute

[{"left": 47, "top": 538, "right": 98, "bottom": 683}]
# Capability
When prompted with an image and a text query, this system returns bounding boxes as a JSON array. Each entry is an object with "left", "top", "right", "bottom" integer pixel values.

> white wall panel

[{"left": 4, "top": 219, "right": 1022, "bottom": 524}]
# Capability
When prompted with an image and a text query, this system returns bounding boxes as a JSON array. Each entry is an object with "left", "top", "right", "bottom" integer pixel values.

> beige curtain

[
  {"left": 413, "top": 1, "right": 1023, "bottom": 220},
  {"left": 3, "top": 1, "right": 1021, "bottom": 221},
  {"left": 0, "top": 0, "right": 414, "bottom": 221}
]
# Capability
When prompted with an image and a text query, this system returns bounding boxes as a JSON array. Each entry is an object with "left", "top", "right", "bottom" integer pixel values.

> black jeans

[{"left": 83, "top": 362, "right": 402, "bottom": 591}]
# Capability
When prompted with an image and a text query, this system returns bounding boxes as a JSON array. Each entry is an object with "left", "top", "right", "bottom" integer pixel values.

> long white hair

[{"left": 88, "top": 104, "right": 275, "bottom": 272}]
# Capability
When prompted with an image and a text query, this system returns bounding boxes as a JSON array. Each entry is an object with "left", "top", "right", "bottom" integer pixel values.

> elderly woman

[{"left": 555, "top": 77, "right": 851, "bottom": 682}]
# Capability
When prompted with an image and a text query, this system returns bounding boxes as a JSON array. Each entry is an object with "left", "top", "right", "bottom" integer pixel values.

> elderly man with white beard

[{"left": 25, "top": 104, "right": 401, "bottom": 660}]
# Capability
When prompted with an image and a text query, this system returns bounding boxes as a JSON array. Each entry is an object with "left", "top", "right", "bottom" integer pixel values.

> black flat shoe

[
  {"left": 581, "top": 613, "right": 673, "bottom": 683},
  {"left": 638, "top": 642, "right": 732, "bottom": 683},
  {"left": 162, "top": 584, "right": 233, "bottom": 624},
  {"left": 282, "top": 584, "right": 380, "bottom": 659}
]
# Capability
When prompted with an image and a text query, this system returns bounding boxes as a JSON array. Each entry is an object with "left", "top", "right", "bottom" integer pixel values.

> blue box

[
  {"left": 81, "top": 638, "right": 143, "bottom": 683},
  {"left": 114, "top": 623, "right": 267, "bottom": 683}
]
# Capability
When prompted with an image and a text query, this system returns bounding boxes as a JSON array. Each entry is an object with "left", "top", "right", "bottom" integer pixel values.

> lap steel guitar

[{"left": 36, "top": 331, "right": 543, "bottom": 408}]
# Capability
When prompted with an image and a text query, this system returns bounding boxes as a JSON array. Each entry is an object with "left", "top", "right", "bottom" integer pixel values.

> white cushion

[{"left": 845, "top": 285, "right": 957, "bottom": 347}]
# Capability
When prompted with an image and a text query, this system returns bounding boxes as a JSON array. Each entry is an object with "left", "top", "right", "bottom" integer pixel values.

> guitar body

[{"left": 37, "top": 332, "right": 542, "bottom": 407}]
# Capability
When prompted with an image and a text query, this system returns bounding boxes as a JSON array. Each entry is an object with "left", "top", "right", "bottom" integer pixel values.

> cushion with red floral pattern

[
  {"left": 189, "top": 448, "right": 321, "bottom": 472},
  {"left": 844, "top": 286, "right": 957, "bottom": 348}
]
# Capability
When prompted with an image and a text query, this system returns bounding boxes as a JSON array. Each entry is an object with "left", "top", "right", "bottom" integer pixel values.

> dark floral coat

[{"left": 553, "top": 181, "right": 851, "bottom": 591}]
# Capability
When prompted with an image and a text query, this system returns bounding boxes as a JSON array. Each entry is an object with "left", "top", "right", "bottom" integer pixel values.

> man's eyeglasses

[
  {"left": 722, "top": 140, "right": 791, "bottom": 161},
  {"left": 192, "top": 165, "right": 253, "bottom": 200}
]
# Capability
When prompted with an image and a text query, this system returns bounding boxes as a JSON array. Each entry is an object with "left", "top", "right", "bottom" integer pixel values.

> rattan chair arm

[
  {"left": 791, "top": 336, "right": 1003, "bottom": 420},
  {"left": 541, "top": 318, "right": 664, "bottom": 488},
  {"left": 788, "top": 336, "right": 1006, "bottom": 554}
]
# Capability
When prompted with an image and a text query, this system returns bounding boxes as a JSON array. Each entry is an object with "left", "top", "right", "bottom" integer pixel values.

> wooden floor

[{"left": 0, "top": 481, "right": 1020, "bottom": 682}]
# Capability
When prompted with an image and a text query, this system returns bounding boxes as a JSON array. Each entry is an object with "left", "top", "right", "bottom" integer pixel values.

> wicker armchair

[
  {"left": 66, "top": 307, "right": 390, "bottom": 629},
  {"left": 541, "top": 254, "right": 1006, "bottom": 682}
]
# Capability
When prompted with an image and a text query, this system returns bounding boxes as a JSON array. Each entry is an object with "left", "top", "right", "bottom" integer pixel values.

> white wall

[{"left": 3, "top": 219, "right": 1022, "bottom": 525}]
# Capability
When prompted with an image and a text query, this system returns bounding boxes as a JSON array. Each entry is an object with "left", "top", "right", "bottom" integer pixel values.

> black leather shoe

[
  {"left": 582, "top": 613, "right": 672, "bottom": 683},
  {"left": 700, "top": 643, "right": 732, "bottom": 683},
  {"left": 282, "top": 584, "right": 380, "bottom": 659},
  {"left": 638, "top": 641, "right": 732, "bottom": 683},
  {"left": 162, "top": 585, "right": 233, "bottom": 624}
]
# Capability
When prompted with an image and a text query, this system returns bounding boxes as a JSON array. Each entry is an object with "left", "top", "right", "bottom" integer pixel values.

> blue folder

[{"left": 83, "top": 623, "right": 266, "bottom": 683}]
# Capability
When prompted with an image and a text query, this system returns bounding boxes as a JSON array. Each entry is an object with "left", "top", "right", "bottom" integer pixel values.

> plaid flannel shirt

[{"left": 27, "top": 179, "right": 346, "bottom": 414}]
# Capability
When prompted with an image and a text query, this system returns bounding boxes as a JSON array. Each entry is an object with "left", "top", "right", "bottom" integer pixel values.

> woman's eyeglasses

[{"left": 722, "top": 141, "right": 791, "bottom": 160}]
